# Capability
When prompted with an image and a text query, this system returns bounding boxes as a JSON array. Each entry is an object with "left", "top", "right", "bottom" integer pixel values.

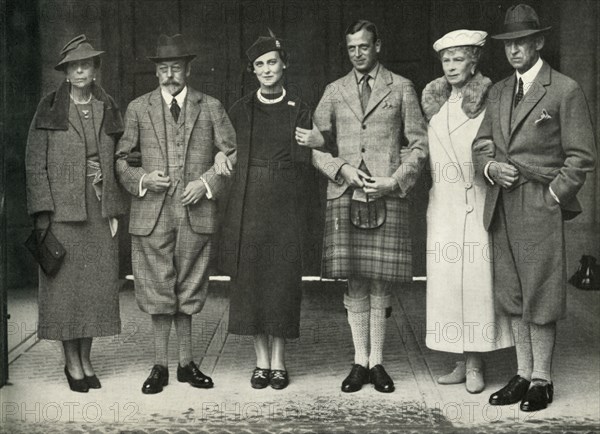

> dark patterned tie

[
  {"left": 361, "top": 74, "right": 372, "bottom": 113},
  {"left": 514, "top": 78, "right": 524, "bottom": 107},
  {"left": 170, "top": 97, "right": 180, "bottom": 122}
]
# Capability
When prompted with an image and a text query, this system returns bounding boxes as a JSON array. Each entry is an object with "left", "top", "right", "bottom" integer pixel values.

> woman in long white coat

[{"left": 422, "top": 30, "right": 513, "bottom": 393}]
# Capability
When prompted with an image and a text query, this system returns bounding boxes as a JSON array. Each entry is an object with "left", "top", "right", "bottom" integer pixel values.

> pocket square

[{"left": 534, "top": 108, "right": 552, "bottom": 124}]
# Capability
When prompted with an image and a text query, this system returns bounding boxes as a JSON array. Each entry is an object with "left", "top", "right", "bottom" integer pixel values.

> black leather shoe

[
  {"left": 250, "top": 367, "right": 270, "bottom": 389},
  {"left": 177, "top": 361, "right": 214, "bottom": 389},
  {"left": 142, "top": 365, "right": 169, "bottom": 394},
  {"left": 341, "top": 364, "right": 370, "bottom": 393},
  {"left": 269, "top": 370, "right": 289, "bottom": 390},
  {"left": 64, "top": 366, "right": 89, "bottom": 393},
  {"left": 85, "top": 374, "right": 102, "bottom": 389},
  {"left": 520, "top": 380, "right": 554, "bottom": 412},
  {"left": 489, "top": 375, "right": 530, "bottom": 405},
  {"left": 370, "top": 364, "right": 395, "bottom": 393}
]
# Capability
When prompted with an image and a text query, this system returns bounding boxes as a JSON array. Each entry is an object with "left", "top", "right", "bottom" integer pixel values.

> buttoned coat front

[
  {"left": 116, "top": 87, "right": 236, "bottom": 236},
  {"left": 425, "top": 87, "right": 512, "bottom": 353},
  {"left": 472, "top": 61, "right": 596, "bottom": 324},
  {"left": 312, "top": 65, "right": 428, "bottom": 199}
]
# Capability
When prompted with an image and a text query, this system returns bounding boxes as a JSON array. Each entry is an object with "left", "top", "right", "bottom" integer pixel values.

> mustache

[{"left": 162, "top": 79, "right": 181, "bottom": 86}]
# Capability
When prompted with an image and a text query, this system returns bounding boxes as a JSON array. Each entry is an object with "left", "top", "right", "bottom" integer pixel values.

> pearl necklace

[
  {"left": 257, "top": 87, "right": 286, "bottom": 104},
  {"left": 70, "top": 92, "right": 92, "bottom": 105}
]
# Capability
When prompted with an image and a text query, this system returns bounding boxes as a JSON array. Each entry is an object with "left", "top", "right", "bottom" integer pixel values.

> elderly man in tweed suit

[
  {"left": 311, "top": 20, "right": 428, "bottom": 393},
  {"left": 472, "top": 5, "right": 596, "bottom": 412},
  {"left": 116, "top": 34, "right": 235, "bottom": 394}
]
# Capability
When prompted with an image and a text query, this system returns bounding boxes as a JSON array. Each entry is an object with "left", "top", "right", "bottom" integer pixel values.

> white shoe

[
  {"left": 437, "top": 361, "right": 466, "bottom": 385},
  {"left": 466, "top": 366, "right": 485, "bottom": 393}
]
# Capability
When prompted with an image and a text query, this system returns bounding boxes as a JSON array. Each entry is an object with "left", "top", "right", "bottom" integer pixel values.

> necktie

[
  {"left": 514, "top": 77, "right": 524, "bottom": 107},
  {"left": 170, "top": 97, "right": 180, "bottom": 122},
  {"left": 361, "top": 75, "right": 371, "bottom": 113}
]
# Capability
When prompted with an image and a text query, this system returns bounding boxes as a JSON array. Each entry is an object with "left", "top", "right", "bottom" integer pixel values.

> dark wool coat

[{"left": 219, "top": 91, "right": 315, "bottom": 278}]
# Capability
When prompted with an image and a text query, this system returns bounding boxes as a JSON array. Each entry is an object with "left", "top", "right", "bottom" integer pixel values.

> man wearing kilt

[{"left": 312, "top": 20, "right": 428, "bottom": 393}]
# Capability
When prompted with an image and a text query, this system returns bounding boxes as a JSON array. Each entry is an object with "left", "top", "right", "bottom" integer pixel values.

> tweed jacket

[
  {"left": 116, "top": 87, "right": 236, "bottom": 236},
  {"left": 312, "top": 65, "right": 428, "bottom": 199},
  {"left": 26, "top": 81, "right": 127, "bottom": 221},
  {"left": 472, "top": 61, "right": 597, "bottom": 228}
]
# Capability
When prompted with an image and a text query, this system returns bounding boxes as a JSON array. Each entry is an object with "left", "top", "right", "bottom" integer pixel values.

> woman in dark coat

[
  {"left": 219, "top": 32, "right": 323, "bottom": 390},
  {"left": 25, "top": 35, "right": 126, "bottom": 392}
]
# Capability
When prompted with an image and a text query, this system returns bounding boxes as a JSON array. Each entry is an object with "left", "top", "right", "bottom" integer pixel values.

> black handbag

[{"left": 24, "top": 225, "right": 66, "bottom": 276}]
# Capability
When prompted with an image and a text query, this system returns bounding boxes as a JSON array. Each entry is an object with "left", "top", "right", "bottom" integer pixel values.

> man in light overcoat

[
  {"left": 116, "top": 34, "right": 236, "bottom": 394},
  {"left": 311, "top": 20, "right": 428, "bottom": 393},
  {"left": 472, "top": 4, "right": 596, "bottom": 412}
]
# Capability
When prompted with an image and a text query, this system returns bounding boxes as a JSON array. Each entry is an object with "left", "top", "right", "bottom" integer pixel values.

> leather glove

[{"left": 34, "top": 212, "right": 51, "bottom": 231}]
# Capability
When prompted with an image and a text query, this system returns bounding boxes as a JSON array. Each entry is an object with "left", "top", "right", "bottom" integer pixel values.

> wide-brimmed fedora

[
  {"left": 492, "top": 4, "right": 551, "bottom": 40},
  {"left": 55, "top": 35, "right": 104, "bottom": 71},
  {"left": 148, "top": 34, "right": 196, "bottom": 62}
]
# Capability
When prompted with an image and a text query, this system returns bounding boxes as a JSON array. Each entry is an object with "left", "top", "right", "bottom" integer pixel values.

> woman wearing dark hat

[
  {"left": 220, "top": 31, "right": 323, "bottom": 390},
  {"left": 421, "top": 29, "right": 513, "bottom": 394},
  {"left": 25, "top": 35, "right": 126, "bottom": 392}
]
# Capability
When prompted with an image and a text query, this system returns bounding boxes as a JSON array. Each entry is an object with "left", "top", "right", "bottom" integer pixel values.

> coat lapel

[
  {"left": 509, "top": 62, "right": 550, "bottom": 141},
  {"left": 67, "top": 101, "right": 83, "bottom": 138},
  {"left": 340, "top": 71, "right": 363, "bottom": 122},
  {"left": 430, "top": 102, "right": 464, "bottom": 180},
  {"left": 183, "top": 88, "right": 203, "bottom": 158},
  {"left": 364, "top": 66, "right": 392, "bottom": 118},
  {"left": 91, "top": 99, "right": 104, "bottom": 142},
  {"left": 147, "top": 88, "right": 167, "bottom": 159},
  {"left": 499, "top": 77, "right": 514, "bottom": 145}
]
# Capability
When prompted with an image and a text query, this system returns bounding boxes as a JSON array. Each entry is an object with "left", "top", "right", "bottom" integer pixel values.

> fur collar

[
  {"left": 35, "top": 80, "right": 124, "bottom": 136},
  {"left": 421, "top": 72, "right": 492, "bottom": 122}
]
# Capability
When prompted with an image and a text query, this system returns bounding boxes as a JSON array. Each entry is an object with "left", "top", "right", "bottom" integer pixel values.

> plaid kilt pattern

[{"left": 322, "top": 190, "right": 412, "bottom": 282}]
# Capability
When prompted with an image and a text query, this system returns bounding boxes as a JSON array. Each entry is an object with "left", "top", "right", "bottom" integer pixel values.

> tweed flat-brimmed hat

[
  {"left": 55, "top": 35, "right": 104, "bottom": 71},
  {"left": 148, "top": 34, "right": 196, "bottom": 62},
  {"left": 492, "top": 4, "right": 551, "bottom": 40}
]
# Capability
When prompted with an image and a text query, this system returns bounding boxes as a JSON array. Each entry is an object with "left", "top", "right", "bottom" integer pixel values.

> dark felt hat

[
  {"left": 492, "top": 4, "right": 551, "bottom": 40},
  {"left": 148, "top": 34, "right": 196, "bottom": 62},
  {"left": 246, "top": 29, "right": 284, "bottom": 62},
  {"left": 55, "top": 35, "right": 104, "bottom": 71}
]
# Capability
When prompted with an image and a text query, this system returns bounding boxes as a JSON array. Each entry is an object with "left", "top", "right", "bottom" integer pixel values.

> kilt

[
  {"left": 491, "top": 182, "right": 566, "bottom": 325},
  {"left": 322, "top": 189, "right": 412, "bottom": 282},
  {"left": 132, "top": 184, "right": 212, "bottom": 315},
  {"left": 38, "top": 177, "right": 121, "bottom": 341}
]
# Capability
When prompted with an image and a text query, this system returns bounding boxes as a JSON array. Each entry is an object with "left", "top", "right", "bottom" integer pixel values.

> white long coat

[{"left": 425, "top": 98, "right": 513, "bottom": 353}]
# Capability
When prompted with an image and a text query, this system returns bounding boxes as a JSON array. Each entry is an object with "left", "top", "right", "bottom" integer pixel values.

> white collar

[
  {"left": 161, "top": 86, "right": 187, "bottom": 106},
  {"left": 515, "top": 57, "right": 543, "bottom": 93},
  {"left": 354, "top": 63, "right": 380, "bottom": 84}
]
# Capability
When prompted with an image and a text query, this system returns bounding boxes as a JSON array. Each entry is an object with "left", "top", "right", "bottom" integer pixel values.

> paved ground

[{"left": 1, "top": 281, "right": 599, "bottom": 433}]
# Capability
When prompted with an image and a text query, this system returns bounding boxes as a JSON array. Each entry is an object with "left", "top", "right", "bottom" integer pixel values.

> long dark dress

[{"left": 226, "top": 93, "right": 307, "bottom": 338}]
